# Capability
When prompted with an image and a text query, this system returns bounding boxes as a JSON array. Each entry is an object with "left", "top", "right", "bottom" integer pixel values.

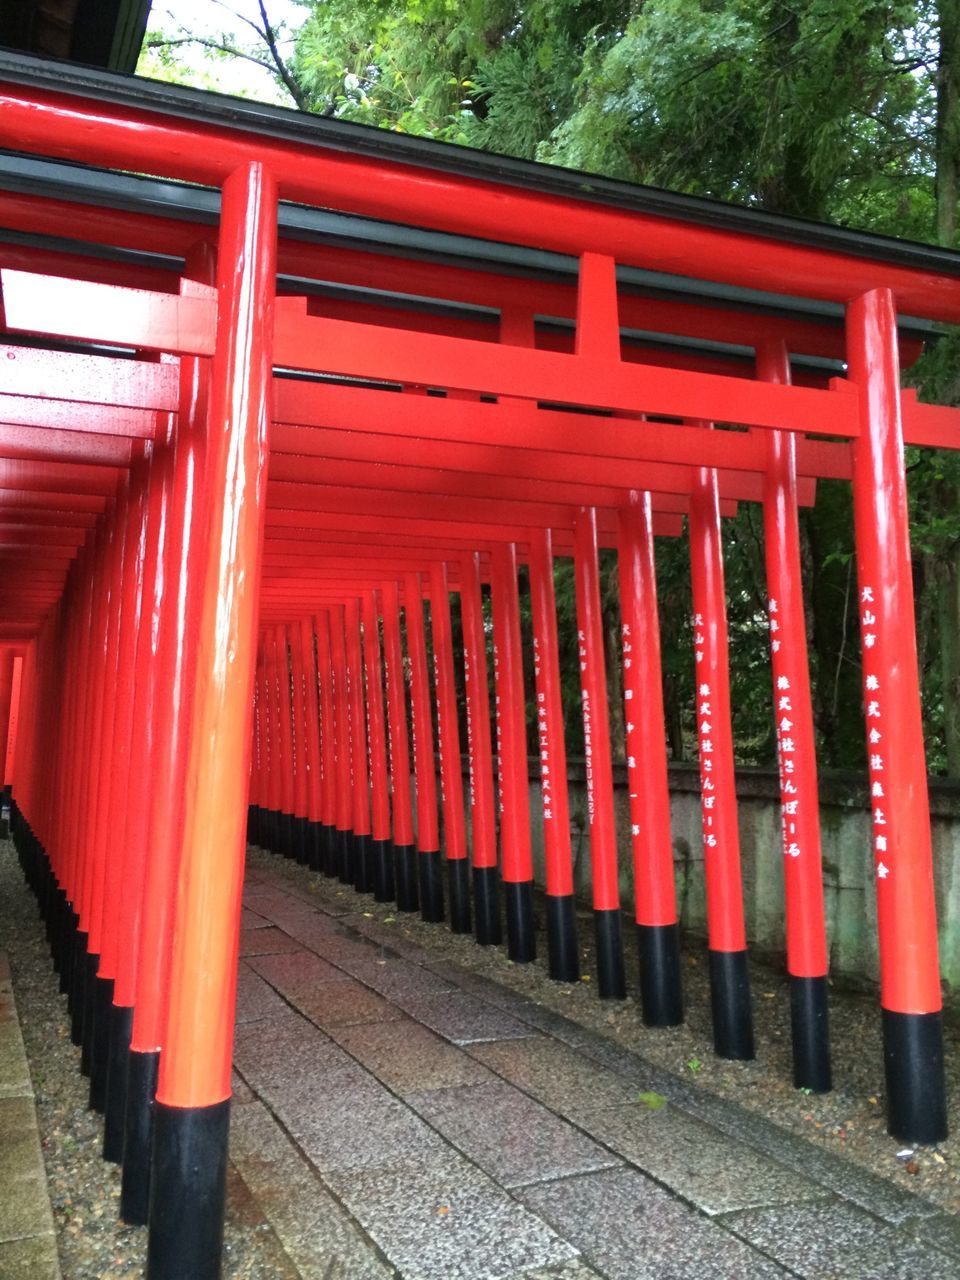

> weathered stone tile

[
  {"left": 232, "top": 1008, "right": 352, "bottom": 1090},
  {"left": 468, "top": 1037, "right": 640, "bottom": 1119},
  {"left": 230, "top": 1100, "right": 393, "bottom": 1279},
  {"left": 578, "top": 1102, "right": 827, "bottom": 1215},
  {"left": 396, "top": 991, "right": 536, "bottom": 1045},
  {"left": 290, "top": 978, "right": 402, "bottom": 1028},
  {"left": 0, "top": 982, "right": 32, "bottom": 1099},
  {"left": 247, "top": 949, "right": 348, "bottom": 991},
  {"left": 288, "top": 1088, "right": 453, "bottom": 1177},
  {"left": 519, "top": 1167, "right": 788, "bottom": 1279},
  {"left": 240, "top": 907, "right": 272, "bottom": 930},
  {"left": 0, "top": 1096, "right": 56, "bottom": 1243},
  {"left": 234, "top": 964, "right": 289, "bottom": 1025},
  {"left": 238, "top": 926, "right": 305, "bottom": 958},
  {"left": 0, "top": 1232, "right": 60, "bottom": 1279},
  {"left": 331, "top": 1159, "right": 577, "bottom": 1280},
  {"left": 329, "top": 1019, "right": 496, "bottom": 1095},
  {"left": 405, "top": 1081, "right": 621, "bottom": 1188},
  {"left": 721, "top": 1199, "right": 957, "bottom": 1279},
  {"left": 350, "top": 959, "right": 457, "bottom": 1000}
]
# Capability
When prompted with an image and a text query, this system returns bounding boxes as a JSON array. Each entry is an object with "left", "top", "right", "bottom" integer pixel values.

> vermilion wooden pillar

[
  {"left": 148, "top": 161, "right": 277, "bottom": 1280},
  {"left": 86, "top": 477, "right": 137, "bottom": 1103},
  {"left": 328, "top": 604, "right": 354, "bottom": 883},
  {"left": 275, "top": 625, "right": 297, "bottom": 859},
  {"left": 618, "top": 493, "right": 683, "bottom": 1025},
  {"left": 344, "top": 598, "right": 373, "bottom": 892},
  {"left": 289, "top": 620, "right": 311, "bottom": 864},
  {"left": 404, "top": 571, "right": 444, "bottom": 922},
  {"left": 527, "top": 529, "right": 579, "bottom": 981},
  {"left": 490, "top": 543, "right": 535, "bottom": 962},
  {"left": 756, "top": 341, "right": 831, "bottom": 1092},
  {"left": 428, "top": 561, "right": 470, "bottom": 933},
  {"left": 381, "top": 580, "right": 418, "bottom": 910},
  {"left": 315, "top": 610, "right": 338, "bottom": 874},
  {"left": 847, "top": 289, "right": 947, "bottom": 1143},
  {"left": 689, "top": 456, "right": 755, "bottom": 1060},
  {"left": 102, "top": 440, "right": 170, "bottom": 1162},
  {"left": 299, "top": 615, "right": 324, "bottom": 871},
  {"left": 459, "top": 552, "right": 500, "bottom": 944},
  {"left": 573, "top": 507, "right": 626, "bottom": 999},
  {"left": 362, "top": 591, "right": 394, "bottom": 900}
]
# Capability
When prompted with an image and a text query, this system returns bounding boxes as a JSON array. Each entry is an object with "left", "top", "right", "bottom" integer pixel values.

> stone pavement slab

[
  {"left": 467, "top": 1036, "right": 642, "bottom": 1119},
  {"left": 225, "top": 855, "right": 960, "bottom": 1278},
  {"left": 330, "top": 1158, "right": 578, "bottom": 1280},
  {"left": 0, "top": 956, "right": 59, "bottom": 1277},
  {"left": 392, "top": 990, "right": 537, "bottom": 1045},
  {"left": 720, "top": 1199, "right": 960, "bottom": 1278},
  {"left": 230, "top": 1100, "right": 394, "bottom": 1279},
  {"left": 577, "top": 1100, "right": 828, "bottom": 1216},
  {"left": 405, "top": 1080, "right": 622, "bottom": 1189},
  {"left": 0, "top": 1232, "right": 61, "bottom": 1279},
  {"left": 329, "top": 1019, "right": 496, "bottom": 1095},
  {"left": 518, "top": 1167, "right": 788, "bottom": 1280}
]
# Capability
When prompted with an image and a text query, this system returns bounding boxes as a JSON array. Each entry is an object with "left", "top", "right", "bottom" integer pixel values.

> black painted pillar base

[
  {"left": 296, "top": 816, "right": 311, "bottom": 865},
  {"left": 147, "top": 1098, "right": 230, "bottom": 1280},
  {"left": 473, "top": 866, "right": 501, "bottom": 945},
  {"left": 69, "top": 930, "right": 89, "bottom": 1046},
  {"left": 394, "top": 844, "right": 419, "bottom": 912},
  {"left": 246, "top": 804, "right": 259, "bottom": 846},
  {"left": 121, "top": 1048, "right": 160, "bottom": 1225},
  {"left": 637, "top": 922, "right": 684, "bottom": 1027},
  {"left": 883, "top": 1009, "right": 948, "bottom": 1144},
  {"left": 372, "top": 839, "right": 395, "bottom": 902},
  {"left": 708, "top": 949, "right": 755, "bottom": 1060},
  {"left": 504, "top": 879, "right": 536, "bottom": 963},
  {"left": 80, "top": 952, "right": 100, "bottom": 1076},
  {"left": 337, "top": 829, "right": 353, "bottom": 884},
  {"left": 103, "top": 1004, "right": 134, "bottom": 1162},
  {"left": 321, "top": 824, "right": 338, "bottom": 877},
  {"left": 354, "top": 834, "right": 374, "bottom": 894},
  {"left": 789, "top": 975, "right": 832, "bottom": 1093},
  {"left": 418, "top": 850, "right": 445, "bottom": 923},
  {"left": 308, "top": 820, "right": 323, "bottom": 872},
  {"left": 447, "top": 859, "right": 471, "bottom": 935},
  {"left": 594, "top": 909, "right": 627, "bottom": 999},
  {"left": 59, "top": 907, "right": 79, "bottom": 995},
  {"left": 89, "top": 974, "right": 115, "bottom": 1112},
  {"left": 546, "top": 894, "right": 579, "bottom": 982}
]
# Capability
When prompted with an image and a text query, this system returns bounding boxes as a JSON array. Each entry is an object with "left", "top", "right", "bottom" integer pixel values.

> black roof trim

[
  {"left": 1, "top": 51, "right": 960, "bottom": 282},
  {"left": 0, "top": 153, "right": 937, "bottom": 348}
]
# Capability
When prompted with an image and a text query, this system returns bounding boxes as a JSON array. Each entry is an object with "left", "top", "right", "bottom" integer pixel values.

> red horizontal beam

[
  {"left": 1, "top": 270, "right": 217, "bottom": 357},
  {"left": 4, "top": 82, "right": 959, "bottom": 321},
  {"left": 274, "top": 302, "right": 856, "bottom": 435}
]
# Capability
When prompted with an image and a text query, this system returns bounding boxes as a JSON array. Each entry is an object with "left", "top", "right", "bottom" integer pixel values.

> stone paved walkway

[
  {"left": 230, "top": 854, "right": 960, "bottom": 1279},
  {"left": 0, "top": 951, "right": 60, "bottom": 1278}
]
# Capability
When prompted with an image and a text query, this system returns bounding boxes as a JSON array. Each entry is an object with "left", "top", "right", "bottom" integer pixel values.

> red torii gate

[{"left": 0, "top": 50, "right": 957, "bottom": 1279}]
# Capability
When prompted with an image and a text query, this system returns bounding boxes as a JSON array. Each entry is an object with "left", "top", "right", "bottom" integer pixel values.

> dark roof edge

[{"left": 1, "top": 50, "right": 960, "bottom": 282}]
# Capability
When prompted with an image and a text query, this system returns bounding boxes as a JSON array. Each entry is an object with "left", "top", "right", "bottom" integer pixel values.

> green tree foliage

[{"left": 140, "top": 0, "right": 960, "bottom": 773}]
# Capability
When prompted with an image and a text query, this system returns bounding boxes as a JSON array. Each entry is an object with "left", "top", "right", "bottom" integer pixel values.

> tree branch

[{"left": 255, "top": 0, "right": 309, "bottom": 110}]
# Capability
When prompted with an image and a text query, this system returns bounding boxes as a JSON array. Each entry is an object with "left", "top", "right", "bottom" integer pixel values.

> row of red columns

[
  {"left": 8, "top": 162, "right": 276, "bottom": 1279},
  {"left": 1, "top": 152, "right": 948, "bottom": 1280}
]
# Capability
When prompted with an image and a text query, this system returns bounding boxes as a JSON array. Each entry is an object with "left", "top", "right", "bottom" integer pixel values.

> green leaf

[{"left": 637, "top": 1090, "right": 667, "bottom": 1110}]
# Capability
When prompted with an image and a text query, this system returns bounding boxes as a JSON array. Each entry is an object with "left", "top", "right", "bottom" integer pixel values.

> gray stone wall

[{"left": 518, "top": 760, "right": 960, "bottom": 999}]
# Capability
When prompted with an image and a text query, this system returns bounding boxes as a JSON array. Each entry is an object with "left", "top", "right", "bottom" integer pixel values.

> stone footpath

[
  {"left": 5, "top": 845, "right": 960, "bottom": 1278},
  {"left": 228, "top": 855, "right": 960, "bottom": 1279},
  {"left": 0, "top": 950, "right": 60, "bottom": 1278}
]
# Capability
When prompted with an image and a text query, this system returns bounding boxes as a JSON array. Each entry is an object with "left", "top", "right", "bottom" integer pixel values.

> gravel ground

[
  {"left": 0, "top": 839, "right": 298, "bottom": 1280},
  {"left": 243, "top": 846, "right": 960, "bottom": 1218},
  {"left": 4, "top": 833, "right": 958, "bottom": 1279}
]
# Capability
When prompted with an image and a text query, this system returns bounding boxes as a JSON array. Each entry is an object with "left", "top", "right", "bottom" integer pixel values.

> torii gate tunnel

[{"left": 1, "top": 51, "right": 958, "bottom": 1279}]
